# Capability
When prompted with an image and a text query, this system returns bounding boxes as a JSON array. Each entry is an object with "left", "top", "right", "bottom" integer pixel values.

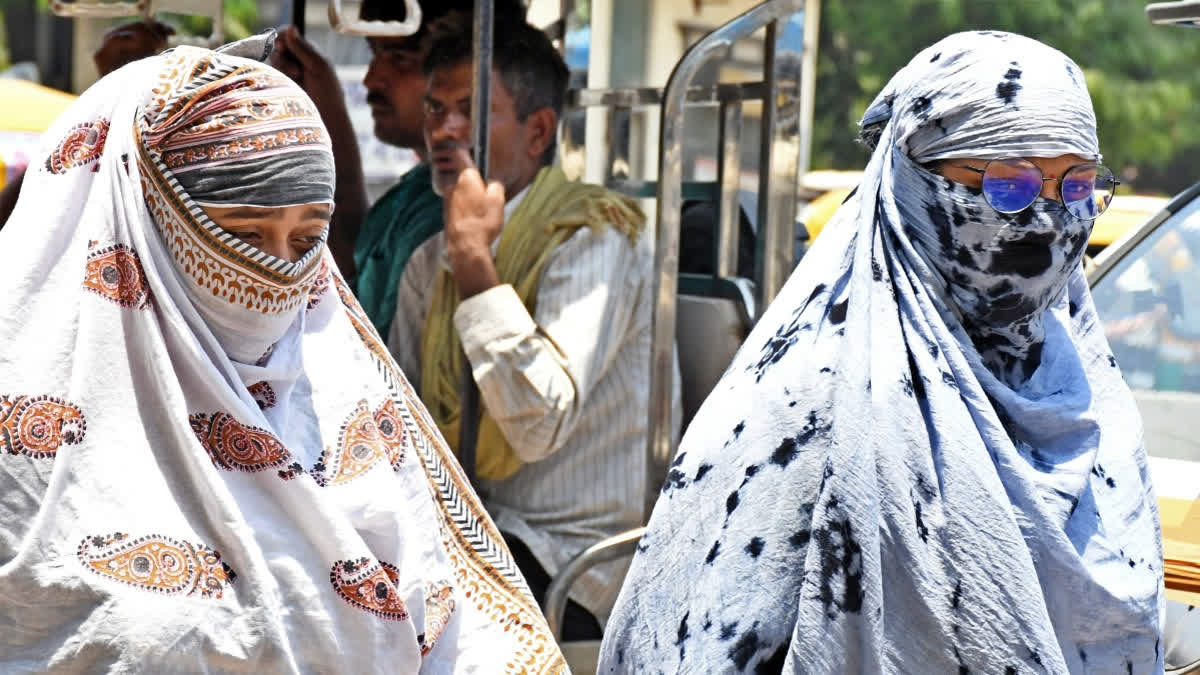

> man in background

[
  {"left": 271, "top": 0, "right": 524, "bottom": 338},
  {"left": 388, "top": 14, "right": 680, "bottom": 639}
]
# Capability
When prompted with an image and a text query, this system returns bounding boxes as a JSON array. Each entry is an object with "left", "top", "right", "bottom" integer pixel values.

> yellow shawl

[{"left": 420, "top": 166, "right": 645, "bottom": 480}]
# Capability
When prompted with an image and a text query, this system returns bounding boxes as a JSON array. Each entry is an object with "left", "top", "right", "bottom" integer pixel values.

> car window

[{"left": 1091, "top": 192, "right": 1200, "bottom": 462}]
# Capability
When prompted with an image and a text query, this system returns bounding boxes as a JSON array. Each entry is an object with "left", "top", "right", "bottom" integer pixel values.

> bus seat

[
  {"left": 676, "top": 274, "right": 756, "bottom": 429},
  {"left": 542, "top": 528, "right": 646, "bottom": 671},
  {"left": 562, "top": 641, "right": 602, "bottom": 674}
]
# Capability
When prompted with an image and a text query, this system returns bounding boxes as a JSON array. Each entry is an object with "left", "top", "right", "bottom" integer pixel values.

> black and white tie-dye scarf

[{"left": 599, "top": 31, "right": 1164, "bottom": 673}]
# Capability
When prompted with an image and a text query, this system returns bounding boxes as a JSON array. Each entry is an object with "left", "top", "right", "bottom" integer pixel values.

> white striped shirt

[{"left": 387, "top": 189, "right": 680, "bottom": 624}]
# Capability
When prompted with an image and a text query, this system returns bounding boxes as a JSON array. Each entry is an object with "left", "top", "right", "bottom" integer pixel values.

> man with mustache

[
  {"left": 271, "top": 0, "right": 523, "bottom": 338},
  {"left": 387, "top": 14, "right": 680, "bottom": 641}
]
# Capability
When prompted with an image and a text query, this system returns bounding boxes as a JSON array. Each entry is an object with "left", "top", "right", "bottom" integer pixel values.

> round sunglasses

[{"left": 954, "top": 158, "right": 1120, "bottom": 221}]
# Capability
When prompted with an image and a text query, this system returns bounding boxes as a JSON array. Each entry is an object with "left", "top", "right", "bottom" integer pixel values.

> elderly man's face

[{"left": 422, "top": 61, "right": 541, "bottom": 199}]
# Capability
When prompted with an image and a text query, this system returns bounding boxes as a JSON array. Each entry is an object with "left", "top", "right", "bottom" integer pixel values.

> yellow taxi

[
  {"left": 1089, "top": 180, "right": 1200, "bottom": 670},
  {"left": 0, "top": 78, "right": 77, "bottom": 189}
]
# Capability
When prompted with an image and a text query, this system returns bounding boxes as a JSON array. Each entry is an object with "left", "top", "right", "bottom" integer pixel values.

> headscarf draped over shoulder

[
  {"left": 600, "top": 31, "right": 1162, "bottom": 674},
  {"left": 0, "top": 38, "right": 565, "bottom": 673}
]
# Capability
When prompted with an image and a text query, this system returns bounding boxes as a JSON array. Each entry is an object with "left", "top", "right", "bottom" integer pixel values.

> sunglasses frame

[{"left": 955, "top": 158, "right": 1121, "bottom": 220}]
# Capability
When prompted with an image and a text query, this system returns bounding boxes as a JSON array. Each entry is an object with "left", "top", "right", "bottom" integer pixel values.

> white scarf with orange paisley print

[{"left": 0, "top": 41, "right": 566, "bottom": 674}]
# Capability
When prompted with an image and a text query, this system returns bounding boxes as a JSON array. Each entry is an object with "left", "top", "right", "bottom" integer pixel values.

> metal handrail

[
  {"left": 50, "top": 0, "right": 148, "bottom": 18},
  {"left": 567, "top": 81, "right": 773, "bottom": 108},
  {"left": 328, "top": 0, "right": 423, "bottom": 37},
  {"left": 50, "top": 0, "right": 225, "bottom": 46},
  {"left": 1168, "top": 657, "right": 1200, "bottom": 675},
  {"left": 543, "top": 527, "right": 646, "bottom": 640},
  {"left": 1146, "top": 0, "right": 1200, "bottom": 26},
  {"left": 646, "top": 0, "right": 805, "bottom": 518}
]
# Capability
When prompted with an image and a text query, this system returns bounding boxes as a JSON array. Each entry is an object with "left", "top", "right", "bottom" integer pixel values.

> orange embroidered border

[
  {"left": 161, "top": 97, "right": 317, "bottom": 145},
  {"left": 162, "top": 127, "right": 327, "bottom": 169},
  {"left": 331, "top": 274, "right": 566, "bottom": 674}
]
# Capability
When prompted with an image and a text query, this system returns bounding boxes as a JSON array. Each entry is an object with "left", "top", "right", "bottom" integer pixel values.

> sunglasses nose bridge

[{"left": 1039, "top": 175, "right": 1061, "bottom": 202}]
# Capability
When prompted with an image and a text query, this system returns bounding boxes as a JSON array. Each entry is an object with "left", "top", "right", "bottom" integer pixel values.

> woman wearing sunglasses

[
  {"left": 0, "top": 35, "right": 566, "bottom": 672},
  {"left": 599, "top": 31, "right": 1161, "bottom": 673}
]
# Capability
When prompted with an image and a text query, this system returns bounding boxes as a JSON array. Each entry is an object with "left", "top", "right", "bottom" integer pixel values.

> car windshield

[{"left": 1092, "top": 190, "right": 1200, "bottom": 462}]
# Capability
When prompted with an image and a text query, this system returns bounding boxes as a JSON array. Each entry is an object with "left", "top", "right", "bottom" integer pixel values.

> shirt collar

[
  {"left": 504, "top": 183, "right": 531, "bottom": 221},
  {"left": 491, "top": 183, "right": 532, "bottom": 256}
]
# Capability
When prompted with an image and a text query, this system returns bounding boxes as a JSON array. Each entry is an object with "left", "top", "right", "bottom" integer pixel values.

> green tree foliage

[
  {"left": 814, "top": 0, "right": 1200, "bottom": 194},
  {"left": 0, "top": 12, "right": 9, "bottom": 70},
  {"left": 167, "top": 0, "right": 258, "bottom": 41}
]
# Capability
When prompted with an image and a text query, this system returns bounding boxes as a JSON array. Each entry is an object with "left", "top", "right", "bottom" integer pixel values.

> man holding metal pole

[
  {"left": 270, "top": 0, "right": 524, "bottom": 339},
  {"left": 387, "top": 12, "right": 681, "bottom": 640}
]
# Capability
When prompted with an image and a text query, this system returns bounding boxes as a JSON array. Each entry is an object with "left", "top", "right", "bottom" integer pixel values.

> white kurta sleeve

[{"left": 453, "top": 226, "right": 640, "bottom": 463}]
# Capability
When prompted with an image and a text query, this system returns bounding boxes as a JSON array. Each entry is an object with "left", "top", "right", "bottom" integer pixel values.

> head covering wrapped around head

[
  {"left": 136, "top": 45, "right": 334, "bottom": 362},
  {"left": 860, "top": 31, "right": 1102, "bottom": 384},
  {"left": 858, "top": 31, "right": 1098, "bottom": 162},
  {"left": 0, "top": 37, "right": 566, "bottom": 672},
  {"left": 600, "top": 31, "right": 1163, "bottom": 673}
]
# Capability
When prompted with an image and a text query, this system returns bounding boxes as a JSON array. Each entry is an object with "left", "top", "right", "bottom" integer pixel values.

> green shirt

[{"left": 353, "top": 163, "right": 443, "bottom": 339}]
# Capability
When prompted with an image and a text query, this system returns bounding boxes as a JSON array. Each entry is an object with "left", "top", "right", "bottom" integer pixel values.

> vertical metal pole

[
  {"left": 472, "top": 0, "right": 494, "bottom": 178},
  {"left": 293, "top": 0, "right": 307, "bottom": 36},
  {"left": 606, "top": 105, "right": 625, "bottom": 182},
  {"left": 458, "top": 0, "right": 494, "bottom": 482},
  {"left": 716, "top": 101, "right": 744, "bottom": 278},
  {"left": 646, "top": 0, "right": 795, "bottom": 521},
  {"left": 584, "top": 0, "right": 614, "bottom": 184},
  {"left": 647, "top": 80, "right": 684, "bottom": 517},
  {"left": 755, "top": 19, "right": 781, "bottom": 311},
  {"left": 755, "top": 7, "right": 803, "bottom": 313},
  {"left": 797, "top": 0, "right": 821, "bottom": 187}
]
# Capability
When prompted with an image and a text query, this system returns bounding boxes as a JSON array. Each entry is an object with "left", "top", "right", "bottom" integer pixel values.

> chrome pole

[
  {"left": 716, "top": 101, "right": 744, "bottom": 278},
  {"left": 755, "top": 2, "right": 805, "bottom": 312},
  {"left": 458, "top": 0, "right": 494, "bottom": 481},
  {"left": 648, "top": 0, "right": 801, "bottom": 518}
]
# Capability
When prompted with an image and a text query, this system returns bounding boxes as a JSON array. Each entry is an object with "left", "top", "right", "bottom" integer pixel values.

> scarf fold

[
  {"left": 421, "top": 165, "right": 644, "bottom": 480},
  {"left": 136, "top": 43, "right": 334, "bottom": 363},
  {"left": 599, "top": 31, "right": 1162, "bottom": 674}
]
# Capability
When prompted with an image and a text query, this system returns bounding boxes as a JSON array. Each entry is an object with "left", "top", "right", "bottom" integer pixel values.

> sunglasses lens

[
  {"left": 981, "top": 159, "right": 1042, "bottom": 213},
  {"left": 1062, "top": 163, "right": 1116, "bottom": 220}
]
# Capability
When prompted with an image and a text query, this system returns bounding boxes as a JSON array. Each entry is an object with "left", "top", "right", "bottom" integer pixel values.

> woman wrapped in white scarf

[
  {"left": 598, "top": 31, "right": 1164, "bottom": 673},
  {"left": 0, "top": 34, "right": 565, "bottom": 673}
]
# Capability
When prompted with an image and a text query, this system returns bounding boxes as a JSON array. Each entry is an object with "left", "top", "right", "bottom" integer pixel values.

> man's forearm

[
  {"left": 454, "top": 285, "right": 577, "bottom": 462},
  {"left": 450, "top": 247, "right": 500, "bottom": 299}
]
